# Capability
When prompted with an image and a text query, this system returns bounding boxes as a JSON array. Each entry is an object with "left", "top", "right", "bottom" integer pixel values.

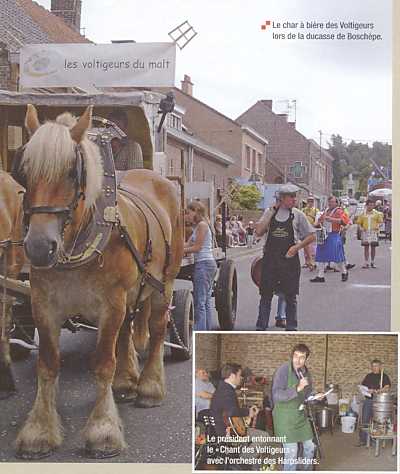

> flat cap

[{"left": 278, "top": 183, "right": 300, "bottom": 195}]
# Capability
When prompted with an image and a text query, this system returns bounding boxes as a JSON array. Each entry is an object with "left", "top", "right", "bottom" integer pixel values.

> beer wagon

[{"left": 0, "top": 90, "right": 237, "bottom": 364}]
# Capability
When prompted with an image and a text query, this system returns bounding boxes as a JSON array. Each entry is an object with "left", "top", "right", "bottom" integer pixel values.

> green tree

[
  {"left": 328, "top": 135, "right": 391, "bottom": 195},
  {"left": 231, "top": 184, "right": 263, "bottom": 210}
]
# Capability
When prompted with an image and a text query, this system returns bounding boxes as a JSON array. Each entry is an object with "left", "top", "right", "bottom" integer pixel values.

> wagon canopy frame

[{"left": 0, "top": 89, "right": 169, "bottom": 172}]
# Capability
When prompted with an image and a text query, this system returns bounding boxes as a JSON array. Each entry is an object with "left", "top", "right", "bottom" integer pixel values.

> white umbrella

[{"left": 369, "top": 188, "right": 392, "bottom": 197}]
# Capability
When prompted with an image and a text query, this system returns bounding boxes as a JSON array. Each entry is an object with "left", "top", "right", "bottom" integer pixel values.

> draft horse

[
  {"left": 0, "top": 172, "right": 24, "bottom": 399},
  {"left": 14, "top": 105, "right": 184, "bottom": 459}
]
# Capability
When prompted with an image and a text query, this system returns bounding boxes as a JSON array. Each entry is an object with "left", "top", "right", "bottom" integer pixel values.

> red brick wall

[
  {"left": 237, "top": 102, "right": 333, "bottom": 197},
  {"left": 326, "top": 335, "right": 398, "bottom": 399},
  {"left": 161, "top": 88, "right": 243, "bottom": 179},
  {"left": 195, "top": 333, "right": 220, "bottom": 371},
  {"left": 195, "top": 334, "right": 397, "bottom": 399}
]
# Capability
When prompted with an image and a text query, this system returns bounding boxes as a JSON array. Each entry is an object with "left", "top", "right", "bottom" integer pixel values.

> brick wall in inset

[
  {"left": 194, "top": 334, "right": 398, "bottom": 399},
  {"left": 195, "top": 333, "right": 219, "bottom": 371},
  {"left": 326, "top": 334, "right": 397, "bottom": 399},
  {"left": 220, "top": 334, "right": 326, "bottom": 393}
]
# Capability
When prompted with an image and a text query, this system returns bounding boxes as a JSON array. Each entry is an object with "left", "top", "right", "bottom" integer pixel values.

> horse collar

[{"left": 56, "top": 130, "right": 117, "bottom": 269}]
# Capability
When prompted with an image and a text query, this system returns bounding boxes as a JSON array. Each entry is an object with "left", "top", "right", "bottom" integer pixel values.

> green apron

[{"left": 273, "top": 363, "right": 313, "bottom": 443}]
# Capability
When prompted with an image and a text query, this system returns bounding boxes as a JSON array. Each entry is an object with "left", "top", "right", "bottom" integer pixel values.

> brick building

[
  {"left": 195, "top": 333, "right": 397, "bottom": 400},
  {"left": 0, "top": 0, "right": 89, "bottom": 91},
  {"left": 158, "top": 76, "right": 283, "bottom": 191},
  {"left": 163, "top": 102, "right": 234, "bottom": 194},
  {"left": 237, "top": 100, "right": 334, "bottom": 207}
]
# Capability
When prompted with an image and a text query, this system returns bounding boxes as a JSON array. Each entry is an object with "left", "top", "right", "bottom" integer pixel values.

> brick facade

[
  {"left": 237, "top": 101, "right": 333, "bottom": 205},
  {"left": 51, "top": 0, "right": 82, "bottom": 32},
  {"left": 158, "top": 83, "right": 275, "bottom": 187},
  {"left": 195, "top": 333, "right": 397, "bottom": 399}
]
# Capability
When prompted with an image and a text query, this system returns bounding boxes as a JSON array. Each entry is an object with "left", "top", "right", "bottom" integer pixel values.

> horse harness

[{"left": 11, "top": 125, "right": 170, "bottom": 315}]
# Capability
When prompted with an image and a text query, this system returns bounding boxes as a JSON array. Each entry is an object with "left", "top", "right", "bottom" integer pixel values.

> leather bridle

[{"left": 13, "top": 145, "right": 86, "bottom": 235}]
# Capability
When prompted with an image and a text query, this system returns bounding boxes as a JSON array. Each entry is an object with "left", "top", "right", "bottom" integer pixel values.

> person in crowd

[
  {"left": 272, "top": 344, "right": 324, "bottom": 471},
  {"left": 311, "top": 196, "right": 350, "bottom": 283},
  {"left": 245, "top": 220, "right": 256, "bottom": 248},
  {"left": 237, "top": 215, "right": 247, "bottom": 245},
  {"left": 357, "top": 359, "right": 391, "bottom": 447},
  {"left": 356, "top": 198, "right": 383, "bottom": 268},
  {"left": 227, "top": 216, "right": 238, "bottom": 246},
  {"left": 375, "top": 199, "right": 384, "bottom": 213},
  {"left": 255, "top": 184, "right": 316, "bottom": 331},
  {"left": 340, "top": 199, "right": 356, "bottom": 271},
  {"left": 214, "top": 214, "right": 223, "bottom": 248},
  {"left": 383, "top": 200, "right": 392, "bottom": 240},
  {"left": 184, "top": 201, "right": 217, "bottom": 330},
  {"left": 302, "top": 196, "right": 319, "bottom": 270},
  {"left": 108, "top": 109, "right": 144, "bottom": 170},
  {"left": 195, "top": 368, "right": 216, "bottom": 418}
]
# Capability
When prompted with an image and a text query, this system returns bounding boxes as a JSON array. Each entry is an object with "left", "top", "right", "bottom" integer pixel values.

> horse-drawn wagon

[{"left": 0, "top": 90, "right": 237, "bottom": 371}]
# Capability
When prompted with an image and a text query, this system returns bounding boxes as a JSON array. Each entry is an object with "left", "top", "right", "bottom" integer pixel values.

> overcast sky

[{"left": 37, "top": 0, "right": 392, "bottom": 145}]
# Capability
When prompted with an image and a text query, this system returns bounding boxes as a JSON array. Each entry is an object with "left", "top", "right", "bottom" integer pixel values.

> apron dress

[
  {"left": 260, "top": 209, "right": 301, "bottom": 297},
  {"left": 273, "top": 364, "right": 313, "bottom": 443}
]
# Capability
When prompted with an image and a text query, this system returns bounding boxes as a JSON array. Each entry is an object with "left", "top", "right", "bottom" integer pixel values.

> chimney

[
  {"left": 51, "top": 0, "right": 82, "bottom": 33},
  {"left": 261, "top": 100, "right": 272, "bottom": 109},
  {"left": 181, "top": 74, "right": 193, "bottom": 96}
]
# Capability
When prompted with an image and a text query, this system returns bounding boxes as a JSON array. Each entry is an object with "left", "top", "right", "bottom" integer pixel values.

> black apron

[{"left": 260, "top": 208, "right": 301, "bottom": 296}]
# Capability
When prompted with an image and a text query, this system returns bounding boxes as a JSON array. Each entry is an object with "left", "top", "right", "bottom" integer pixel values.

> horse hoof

[
  {"left": 85, "top": 448, "right": 121, "bottom": 459},
  {"left": 15, "top": 449, "right": 54, "bottom": 460},
  {"left": 113, "top": 389, "right": 137, "bottom": 404},
  {"left": 135, "top": 396, "right": 162, "bottom": 408}
]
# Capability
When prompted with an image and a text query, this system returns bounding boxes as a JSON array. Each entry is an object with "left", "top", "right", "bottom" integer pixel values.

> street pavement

[
  {"left": 0, "top": 330, "right": 192, "bottom": 463},
  {"left": 215, "top": 226, "right": 391, "bottom": 331}
]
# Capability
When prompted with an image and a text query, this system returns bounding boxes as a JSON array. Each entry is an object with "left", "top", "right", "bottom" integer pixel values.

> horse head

[{"left": 20, "top": 105, "right": 103, "bottom": 268}]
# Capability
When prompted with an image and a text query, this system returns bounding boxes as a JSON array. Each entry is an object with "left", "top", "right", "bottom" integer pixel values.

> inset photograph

[{"left": 194, "top": 332, "right": 398, "bottom": 472}]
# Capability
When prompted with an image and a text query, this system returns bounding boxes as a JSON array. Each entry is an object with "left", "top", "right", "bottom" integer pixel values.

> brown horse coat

[{"left": 14, "top": 106, "right": 184, "bottom": 459}]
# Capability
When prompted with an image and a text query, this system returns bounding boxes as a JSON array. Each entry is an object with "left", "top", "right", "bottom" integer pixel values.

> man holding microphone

[{"left": 272, "top": 344, "right": 324, "bottom": 471}]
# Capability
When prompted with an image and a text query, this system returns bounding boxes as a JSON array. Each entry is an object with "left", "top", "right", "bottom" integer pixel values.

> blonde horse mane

[{"left": 21, "top": 112, "right": 103, "bottom": 208}]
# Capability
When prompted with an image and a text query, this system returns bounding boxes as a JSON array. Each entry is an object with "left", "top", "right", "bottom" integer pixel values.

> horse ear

[
  {"left": 25, "top": 104, "right": 40, "bottom": 135},
  {"left": 70, "top": 106, "right": 93, "bottom": 143}
]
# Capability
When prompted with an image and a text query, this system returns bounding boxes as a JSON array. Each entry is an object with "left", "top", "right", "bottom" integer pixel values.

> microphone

[{"left": 296, "top": 367, "right": 305, "bottom": 379}]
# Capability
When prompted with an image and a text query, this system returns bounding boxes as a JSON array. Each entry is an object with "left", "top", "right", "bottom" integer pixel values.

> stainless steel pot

[
  {"left": 372, "top": 393, "right": 393, "bottom": 424},
  {"left": 316, "top": 407, "right": 332, "bottom": 429}
]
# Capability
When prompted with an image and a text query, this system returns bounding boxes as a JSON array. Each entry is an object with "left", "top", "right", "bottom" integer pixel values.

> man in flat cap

[{"left": 255, "top": 184, "right": 316, "bottom": 331}]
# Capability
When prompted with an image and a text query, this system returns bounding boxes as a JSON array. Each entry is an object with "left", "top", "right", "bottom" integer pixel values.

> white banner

[{"left": 20, "top": 42, "right": 176, "bottom": 89}]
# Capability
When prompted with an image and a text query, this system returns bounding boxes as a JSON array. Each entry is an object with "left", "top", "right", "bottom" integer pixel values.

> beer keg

[{"left": 372, "top": 393, "right": 393, "bottom": 424}]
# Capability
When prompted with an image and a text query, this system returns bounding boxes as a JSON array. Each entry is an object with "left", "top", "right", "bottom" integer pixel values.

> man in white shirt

[{"left": 195, "top": 368, "right": 216, "bottom": 417}]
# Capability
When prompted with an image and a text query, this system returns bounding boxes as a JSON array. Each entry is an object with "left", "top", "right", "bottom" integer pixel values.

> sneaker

[
  {"left": 362, "top": 263, "right": 369, "bottom": 269},
  {"left": 310, "top": 276, "right": 325, "bottom": 283},
  {"left": 275, "top": 319, "right": 286, "bottom": 328},
  {"left": 346, "top": 264, "right": 356, "bottom": 270},
  {"left": 370, "top": 262, "right": 376, "bottom": 268},
  {"left": 342, "top": 273, "right": 349, "bottom": 282}
]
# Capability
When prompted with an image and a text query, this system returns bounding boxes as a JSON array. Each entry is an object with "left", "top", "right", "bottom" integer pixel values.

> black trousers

[{"left": 257, "top": 291, "right": 298, "bottom": 330}]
